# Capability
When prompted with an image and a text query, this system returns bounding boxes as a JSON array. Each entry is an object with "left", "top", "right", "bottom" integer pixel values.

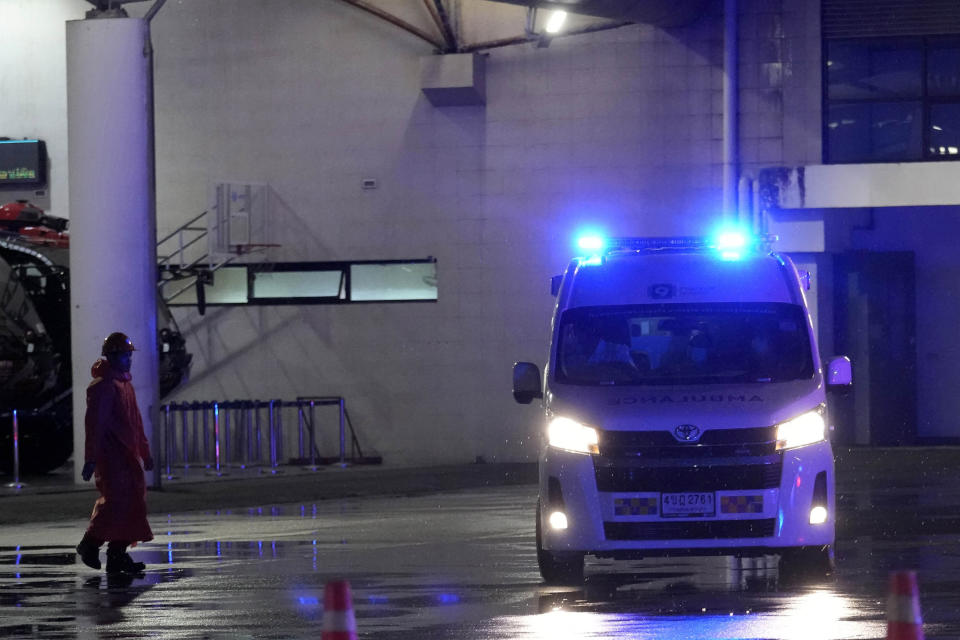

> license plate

[{"left": 661, "top": 492, "right": 716, "bottom": 518}]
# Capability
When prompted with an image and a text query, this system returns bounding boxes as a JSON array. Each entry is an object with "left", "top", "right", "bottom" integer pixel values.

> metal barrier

[{"left": 159, "top": 397, "right": 378, "bottom": 477}]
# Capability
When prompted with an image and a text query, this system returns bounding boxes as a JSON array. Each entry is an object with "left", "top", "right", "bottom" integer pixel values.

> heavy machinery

[{"left": 0, "top": 200, "right": 191, "bottom": 474}]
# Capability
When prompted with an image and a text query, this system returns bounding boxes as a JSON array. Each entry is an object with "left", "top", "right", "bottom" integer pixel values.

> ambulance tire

[
  {"left": 536, "top": 501, "right": 585, "bottom": 585},
  {"left": 778, "top": 545, "right": 834, "bottom": 581}
]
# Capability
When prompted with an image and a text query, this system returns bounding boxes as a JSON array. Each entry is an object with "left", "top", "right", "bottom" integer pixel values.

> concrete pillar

[{"left": 66, "top": 17, "right": 159, "bottom": 486}]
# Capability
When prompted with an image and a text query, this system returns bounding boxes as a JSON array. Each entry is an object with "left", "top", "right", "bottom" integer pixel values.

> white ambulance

[{"left": 513, "top": 234, "right": 852, "bottom": 584}]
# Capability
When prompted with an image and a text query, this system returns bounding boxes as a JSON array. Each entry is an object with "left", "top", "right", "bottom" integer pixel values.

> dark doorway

[{"left": 832, "top": 251, "right": 916, "bottom": 445}]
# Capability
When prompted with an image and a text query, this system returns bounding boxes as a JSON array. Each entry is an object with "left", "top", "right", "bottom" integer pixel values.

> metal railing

[{"left": 159, "top": 397, "right": 374, "bottom": 479}]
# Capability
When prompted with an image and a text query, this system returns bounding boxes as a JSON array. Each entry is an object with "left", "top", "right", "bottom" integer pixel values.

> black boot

[
  {"left": 76, "top": 534, "right": 102, "bottom": 570},
  {"left": 106, "top": 546, "right": 146, "bottom": 574}
]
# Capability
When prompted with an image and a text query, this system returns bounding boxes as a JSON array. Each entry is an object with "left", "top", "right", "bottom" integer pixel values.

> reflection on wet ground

[{"left": 0, "top": 486, "right": 957, "bottom": 638}]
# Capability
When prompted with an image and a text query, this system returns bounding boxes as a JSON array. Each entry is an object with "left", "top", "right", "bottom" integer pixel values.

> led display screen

[{"left": 0, "top": 140, "right": 47, "bottom": 188}]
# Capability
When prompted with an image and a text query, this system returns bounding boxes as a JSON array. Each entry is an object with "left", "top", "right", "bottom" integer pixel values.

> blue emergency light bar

[{"left": 575, "top": 231, "right": 778, "bottom": 261}]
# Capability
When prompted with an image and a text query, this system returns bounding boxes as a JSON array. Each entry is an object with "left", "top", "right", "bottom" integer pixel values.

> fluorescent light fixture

[
  {"left": 545, "top": 10, "right": 567, "bottom": 34},
  {"left": 549, "top": 511, "right": 568, "bottom": 530}
]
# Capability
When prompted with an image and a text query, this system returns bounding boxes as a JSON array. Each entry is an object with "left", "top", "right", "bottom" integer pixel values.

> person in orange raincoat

[{"left": 75, "top": 332, "right": 154, "bottom": 574}]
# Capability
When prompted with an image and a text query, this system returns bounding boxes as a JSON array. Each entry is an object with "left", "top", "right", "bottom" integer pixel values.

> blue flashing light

[
  {"left": 712, "top": 227, "right": 755, "bottom": 261},
  {"left": 577, "top": 235, "right": 606, "bottom": 252},
  {"left": 715, "top": 230, "right": 748, "bottom": 251},
  {"left": 573, "top": 226, "right": 773, "bottom": 260}
]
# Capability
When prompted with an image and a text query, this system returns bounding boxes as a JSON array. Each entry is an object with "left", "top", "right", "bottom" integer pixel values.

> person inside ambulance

[{"left": 586, "top": 316, "right": 635, "bottom": 367}]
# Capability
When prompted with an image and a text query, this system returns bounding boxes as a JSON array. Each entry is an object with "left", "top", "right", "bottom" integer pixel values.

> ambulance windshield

[{"left": 556, "top": 302, "right": 814, "bottom": 386}]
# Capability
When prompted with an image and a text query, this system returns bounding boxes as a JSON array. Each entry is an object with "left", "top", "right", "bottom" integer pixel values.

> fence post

[
  {"left": 276, "top": 400, "right": 284, "bottom": 467},
  {"left": 181, "top": 405, "right": 190, "bottom": 471},
  {"left": 208, "top": 402, "right": 228, "bottom": 476},
  {"left": 306, "top": 399, "right": 318, "bottom": 470},
  {"left": 338, "top": 397, "right": 349, "bottom": 468},
  {"left": 253, "top": 400, "right": 262, "bottom": 464},
  {"left": 6, "top": 410, "right": 23, "bottom": 489},
  {"left": 164, "top": 403, "right": 177, "bottom": 480},
  {"left": 263, "top": 399, "right": 282, "bottom": 474},
  {"left": 297, "top": 401, "right": 305, "bottom": 461},
  {"left": 202, "top": 402, "right": 211, "bottom": 468}
]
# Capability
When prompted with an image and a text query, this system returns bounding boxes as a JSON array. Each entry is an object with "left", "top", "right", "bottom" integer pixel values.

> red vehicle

[{"left": 0, "top": 200, "right": 69, "bottom": 248}]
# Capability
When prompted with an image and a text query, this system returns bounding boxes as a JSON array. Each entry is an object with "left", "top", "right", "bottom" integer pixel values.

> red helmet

[{"left": 102, "top": 332, "right": 136, "bottom": 355}]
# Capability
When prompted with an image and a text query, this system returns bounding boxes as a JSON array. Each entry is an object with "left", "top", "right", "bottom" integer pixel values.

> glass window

[
  {"left": 928, "top": 46, "right": 960, "bottom": 96},
  {"left": 350, "top": 263, "right": 438, "bottom": 301},
  {"left": 252, "top": 270, "right": 342, "bottom": 299},
  {"left": 827, "top": 102, "right": 923, "bottom": 163},
  {"left": 165, "top": 260, "right": 438, "bottom": 306},
  {"left": 555, "top": 302, "right": 814, "bottom": 387},
  {"left": 827, "top": 41, "right": 922, "bottom": 100},
  {"left": 929, "top": 103, "right": 960, "bottom": 156},
  {"left": 824, "top": 37, "right": 960, "bottom": 163},
  {"left": 164, "top": 266, "right": 249, "bottom": 305}
]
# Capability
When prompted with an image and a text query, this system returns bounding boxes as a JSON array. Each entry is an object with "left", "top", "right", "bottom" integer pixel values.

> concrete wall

[
  {"left": 4, "top": 0, "right": 824, "bottom": 465},
  {"left": 0, "top": 0, "right": 88, "bottom": 213}
]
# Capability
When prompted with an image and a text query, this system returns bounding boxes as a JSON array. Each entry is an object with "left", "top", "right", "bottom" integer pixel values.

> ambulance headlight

[
  {"left": 548, "top": 417, "right": 600, "bottom": 455},
  {"left": 775, "top": 409, "right": 826, "bottom": 450}
]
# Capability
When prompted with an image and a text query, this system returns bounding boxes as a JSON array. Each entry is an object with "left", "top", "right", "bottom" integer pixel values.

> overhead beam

[
  {"left": 431, "top": 0, "right": 459, "bottom": 52},
  {"left": 459, "top": 19, "right": 632, "bottom": 53},
  {"left": 337, "top": 0, "right": 445, "bottom": 51}
]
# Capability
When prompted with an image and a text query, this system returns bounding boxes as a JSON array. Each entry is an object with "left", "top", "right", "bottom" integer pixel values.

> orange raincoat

[{"left": 84, "top": 358, "right": 153, "bottom": 544}]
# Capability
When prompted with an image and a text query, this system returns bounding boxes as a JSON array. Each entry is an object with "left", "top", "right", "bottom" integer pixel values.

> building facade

[{"left": 1, "top": 0, "right": 955, "bottom": 467}]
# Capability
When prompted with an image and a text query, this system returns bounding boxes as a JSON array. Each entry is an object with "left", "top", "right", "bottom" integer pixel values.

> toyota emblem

[{"left": 673, "top": 424, "right": 701, "bottom": 442}]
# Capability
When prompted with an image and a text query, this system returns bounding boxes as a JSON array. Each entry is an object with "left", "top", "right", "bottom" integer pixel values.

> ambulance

[{"left": 513, "top": 233, "right": 852, "bottom": 584}]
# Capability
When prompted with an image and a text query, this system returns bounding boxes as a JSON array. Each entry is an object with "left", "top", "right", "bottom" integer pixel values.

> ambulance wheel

[
  {"left": 536, "top": 501, "right": 585, "bottom": 585},
  {"left": 778, "top": 545, "right": 834, "bottom": 580}
]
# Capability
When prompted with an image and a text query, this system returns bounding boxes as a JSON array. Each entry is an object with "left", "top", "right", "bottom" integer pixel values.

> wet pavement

[
  {"left": 0, "top": 448, "right": 959, "bottom": 638},
  {"left": 0, "top": 486, "right": 958, "bottom": 637}
]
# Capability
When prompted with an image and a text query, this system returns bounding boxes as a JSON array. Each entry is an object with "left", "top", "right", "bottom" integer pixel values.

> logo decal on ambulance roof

[{"left": 648, "top": 283, "right": 675, "bottom": 299}]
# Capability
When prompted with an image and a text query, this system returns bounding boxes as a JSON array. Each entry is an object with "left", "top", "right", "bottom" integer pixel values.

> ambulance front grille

[
  {"left": 603, "top": 518, "right": 777, "bottom": 540},
  {"left": 598, "top": 426, "right": 778, "bottom": 458},
  {"left": 594, "top": 459, "right": 782, "bottom": 492}
]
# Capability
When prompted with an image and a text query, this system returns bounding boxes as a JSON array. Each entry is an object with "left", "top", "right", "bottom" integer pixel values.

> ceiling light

[{"left": 545, "top": 10, "right": 567, "bottom": 34}]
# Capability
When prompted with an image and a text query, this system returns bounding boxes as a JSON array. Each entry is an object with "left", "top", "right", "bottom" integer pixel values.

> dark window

[
  {"left": 554, "top": 302, "right": 814, "bottom": 387},
  {"left": 825, "top": 38, "right": 960, "bottom": 163},
  {"left": 826, "top": 102, "right": 923, "bottom": 162},
  {"left": 929, "top": 103, "right": 960, "bottom": 156}
]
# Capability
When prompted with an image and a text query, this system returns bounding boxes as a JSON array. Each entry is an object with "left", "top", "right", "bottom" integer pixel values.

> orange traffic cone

[
  {"left": 322, "top": 580, "right": 358, "bottom": 640},
  {"left": 887, "top": 570, "right": 924, "bottom": 640}
]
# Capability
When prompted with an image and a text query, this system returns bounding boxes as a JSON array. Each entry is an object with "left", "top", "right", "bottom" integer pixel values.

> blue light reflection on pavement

[
  {"left": 0, "top": 485, "right": 954, "bottom": 639},
  {"left": 501, "top": 587, "right": 888, "bottom": 640}
]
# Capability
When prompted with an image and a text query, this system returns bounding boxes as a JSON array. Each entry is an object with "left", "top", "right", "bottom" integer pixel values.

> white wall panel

[{"left": 0, "top": 0, "right": 88, "bottom": 215}]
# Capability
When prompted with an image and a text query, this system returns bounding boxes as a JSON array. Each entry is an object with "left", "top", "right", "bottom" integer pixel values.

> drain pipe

[
  {"left": 722, "top": 0, "right": 739, "bottom": 220},
  {"left": 144, "top": 0, "right": 166, "bottom": 489},
  {"left": 738, "top": 175, "right": 752, "bottom": 230}
]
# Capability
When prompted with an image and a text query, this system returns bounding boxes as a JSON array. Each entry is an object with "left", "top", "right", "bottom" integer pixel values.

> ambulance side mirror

[
  {"left": 551, "top": 275, "right": 563, "bottom": 297},
  {"left": 826, "top": 356, "right": 852, "bottom": 391},
  {"left": 513, "top": 362, "right": 543, "bottom": 404}
]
